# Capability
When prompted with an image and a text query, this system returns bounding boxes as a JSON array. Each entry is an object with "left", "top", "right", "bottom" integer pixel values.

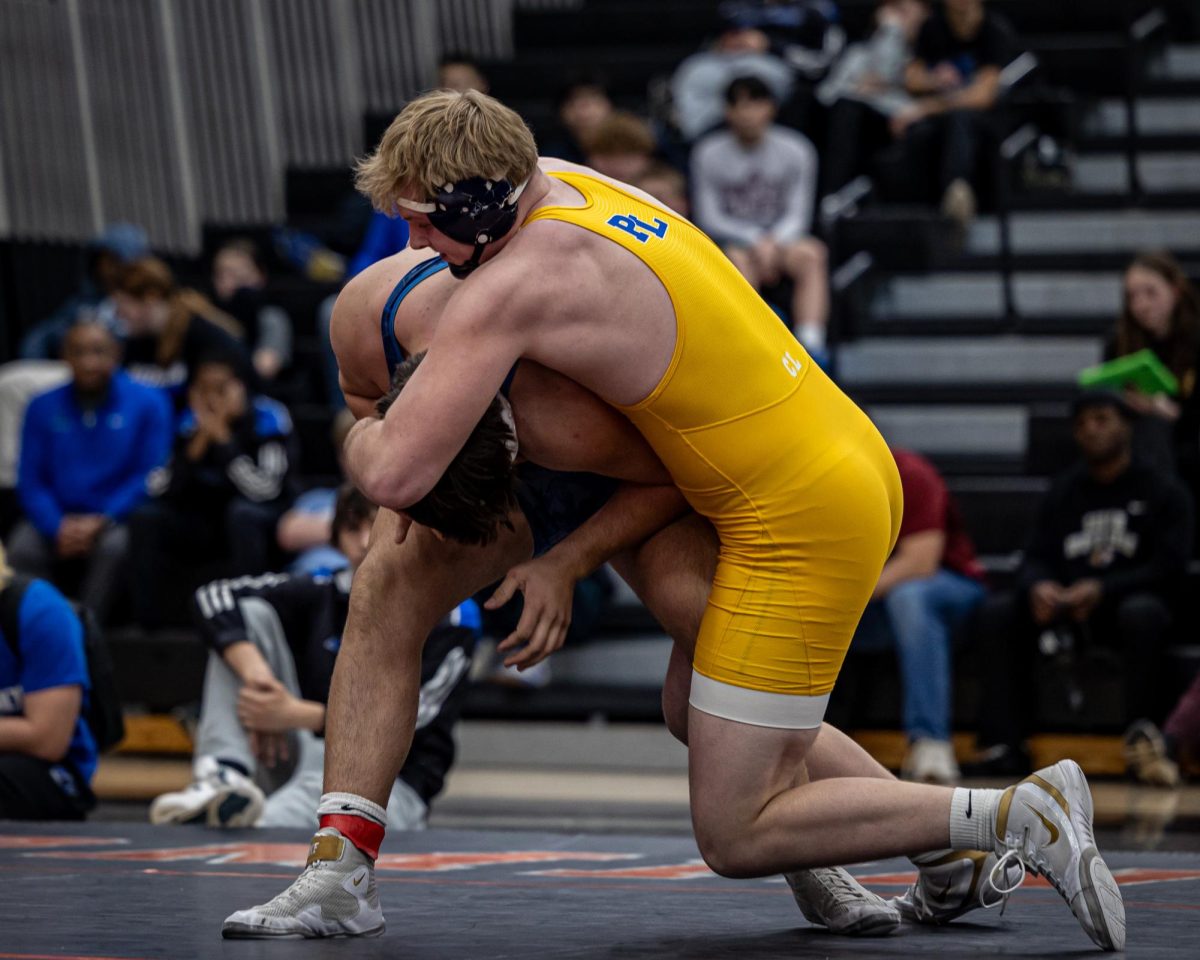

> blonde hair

[{"left": 355, "top": 90, "right": 538, "bottom": 211}]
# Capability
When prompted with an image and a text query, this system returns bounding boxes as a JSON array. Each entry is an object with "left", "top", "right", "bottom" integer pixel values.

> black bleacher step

[
  {"left": 1077, "top": 132, "right": 1200, "bottom": 153},
  {"left": 1010, "top": 189, "right": 1200, "bottom": 210},
  {"left": 513, "top": 2, "right": 723, "bottom": 50},
  {"left": 485, "top": 46, "right": 693, "bottom": 100},
  {"left": 947, "top": 476, "right": 1050, "bottom": 555},
  {"left": 463, "top": 682, "right": 662, "bottom": 723},
  {"left": 852, "top": 314, "right": 1113, "bottom": 337},
  {"left": 108, "top": 628, "right": 206, "bottom": 712},
  {"left": 947, "top": 252, "right": 1198, "bottom": 273},
  {"left": 848, "top": 383, "right": 1082, "bottom": 405}
]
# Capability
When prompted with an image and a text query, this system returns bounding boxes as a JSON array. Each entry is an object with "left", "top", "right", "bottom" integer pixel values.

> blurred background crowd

[{"left": 2, "top": 0, "right": 1200, "bottom": 825}]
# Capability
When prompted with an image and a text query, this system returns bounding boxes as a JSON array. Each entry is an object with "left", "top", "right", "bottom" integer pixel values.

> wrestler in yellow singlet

[{"left": 527, "top": 171, "right": 904, "bottom": 728}]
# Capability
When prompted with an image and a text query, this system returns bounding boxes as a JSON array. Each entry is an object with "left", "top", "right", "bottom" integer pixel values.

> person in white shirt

[{"left": 690, "top": 76, "right": 827, "bottom": 351}]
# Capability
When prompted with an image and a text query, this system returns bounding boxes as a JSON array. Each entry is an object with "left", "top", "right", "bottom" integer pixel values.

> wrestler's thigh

[
  {"left": 610, "top": 513, "right": 717, "bottom": 656},
  {"left": 351, "top": 508, "right": 534, "bottom": 640},
  {"left": 688, "top": 705, "right": 818, "bottom": 836}
]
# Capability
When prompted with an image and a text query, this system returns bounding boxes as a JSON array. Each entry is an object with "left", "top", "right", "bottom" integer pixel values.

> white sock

[
  {"left": 948, "top": 787, "right": 1002, "bottom": 851},
  {"left": 798, "top": 321, "right": 826, "bottom": 351},
  {"left": 317, "top": 791, "right": 386, "bottom": 827}
]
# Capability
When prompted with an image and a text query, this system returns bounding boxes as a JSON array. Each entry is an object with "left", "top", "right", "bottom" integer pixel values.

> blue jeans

[{"left": 851, "top": 570, "right": 986, "bottom": 741}]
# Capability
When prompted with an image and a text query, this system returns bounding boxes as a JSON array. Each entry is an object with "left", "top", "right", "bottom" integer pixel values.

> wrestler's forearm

[{"left": 548, "top": 483, "right": 689, "bottom": 580}]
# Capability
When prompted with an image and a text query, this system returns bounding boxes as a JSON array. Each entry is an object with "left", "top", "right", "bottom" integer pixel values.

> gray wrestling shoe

[
  {"left": 222, "top": 828, "right": 384, "bottom": 939},
  {"left": 894, "top": 849, "right": 1020, "bottom": 924},
  {"left": 990, "top": 760, "right": 1126, "bottom": 951},
  {"left": 785, "top": 867, "right": 901, "bottom": 936}
]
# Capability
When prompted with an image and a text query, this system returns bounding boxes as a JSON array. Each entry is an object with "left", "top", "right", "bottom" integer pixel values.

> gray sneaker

[
  {"left": 894, "top": 849, "right": 1019, "bottom": 924},
  {"left": 222, "top": 828, "right": 385, "bottom": 939},
  {"left": 785, "top": 867, "right": 901, "bottom": 936}
]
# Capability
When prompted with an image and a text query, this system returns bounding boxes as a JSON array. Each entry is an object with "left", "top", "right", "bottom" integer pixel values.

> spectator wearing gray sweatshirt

[{"left": 690, "top": 76, "right": 827, "bottom": 352}]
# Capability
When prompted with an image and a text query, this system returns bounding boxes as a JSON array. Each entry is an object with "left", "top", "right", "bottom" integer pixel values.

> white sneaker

[
  {"left": 785, "top": 867, "right": 901, "bottom": 936},
  {"left": 901, "top": 738, "right": 960, "bottom": 785},
  {"left": 149, "top": 756, "right": 265, "bottom": 827},
  {"left": 894, "top": 849, "right": 1020, "bottom": 923},
  {"left": 222, "top": 828, "right": 385, "bottom": 938},
  {"left": 990, "top": 760, "right": 1126, "bottom": 951}
]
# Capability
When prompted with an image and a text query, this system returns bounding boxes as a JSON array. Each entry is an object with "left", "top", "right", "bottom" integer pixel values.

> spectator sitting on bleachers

[
  {"left": 971, "top": 390, "right": 1193, "bottom": 781},
  {"left": 437, "top": 51, "right": 490, "bottom": 94},
  {"left": 1130, "top": 664, "right": 1200, "bottom": 786},
  {"left": 276, "top": 409, "right": 356, "bottom": 576},
  {"left": 8, "top": 323, "right": 172, "bottom": 626},
  {"left": 691, "top": 76, "right": 828, "bottom": 351},
  {"left": 129, "top": 355, "right": 296, "bottom": 629},
  {"left": 210, "top": 239, "right": 293, "bottom": 385},
  {"left": 112, "top": 256, "right": 249, "bottom": 407},
  {"left": 1104, "top": 250, "right": 1200, "bottom": 487},
  {"left": 148, "top": 486, "right": 479, "bottom": 829},
  {"left": 634, "top": 162, "right": 691, "bottom": 218},
  {"left": 18, "top": 223, "right": 149, "bottom": 361},
  {"left": 541, "top": 74, "right": 615, "bottom": 165},
  {"left": 892, "top": 0, "right": 1019, "bottom": 226},
  {"left": 818, "top": 0, "right": 930, "bottom": 197},
  {"left": 583, "top": 111, "right": 660, "bottom": 184},
  {"left": 671, "top": 19, "right": 795, "bottom": 141},
  {"left": 718, "top": 0, "right": 845, "bottom": 78},
  {"left": 849, "top": 448, "right": 986, "bottom": 784},
  {"left": 0, "top": 542, "right": 97, "bottom": 820}
]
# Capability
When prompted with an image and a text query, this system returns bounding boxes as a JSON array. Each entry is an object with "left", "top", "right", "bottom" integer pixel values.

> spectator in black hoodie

[
  {"left": 972, "top": 390, "right": 1193, "bottom": 776},
  {"left": 128, "top": 355, "right": 296, "bottom": 628}
]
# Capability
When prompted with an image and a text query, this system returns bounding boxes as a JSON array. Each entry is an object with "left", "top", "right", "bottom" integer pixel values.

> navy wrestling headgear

[{"left": 396, "top": 176, "right": 528, "bottom": 278}]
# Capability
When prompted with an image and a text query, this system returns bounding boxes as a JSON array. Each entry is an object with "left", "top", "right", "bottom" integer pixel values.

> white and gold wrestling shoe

[
  {"left": 785, "top": 867, "right": 901, "bottom": 936},
  {"left": 222, "top": 828, "right": 384, "bottom": 939},
  {"left": 990, "top": 760, "right": 1126, "bottom": 951},
  {"left": 894, "top": 849, "right": 1020, "bottom": 923}
]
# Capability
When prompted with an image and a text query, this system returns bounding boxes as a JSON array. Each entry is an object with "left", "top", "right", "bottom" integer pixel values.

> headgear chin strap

[{"left": 396, "top": 176, "right": 529, "bottom": 278}]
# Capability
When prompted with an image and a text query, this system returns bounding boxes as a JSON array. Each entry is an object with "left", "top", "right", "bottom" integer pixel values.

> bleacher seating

[{"left": 2, "top": 0, "right": 1198, "bottom": 744}]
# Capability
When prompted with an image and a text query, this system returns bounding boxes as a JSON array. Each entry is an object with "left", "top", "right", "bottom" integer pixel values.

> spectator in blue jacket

[
  {"left": 129, "top": 355, "right": 297, "bottom": 628},
  {"left": 8, "top": 322, "right": 172, "bottom": 624},
  {"left": 0, "top": 543, "right": 97, "bottom": 820}
]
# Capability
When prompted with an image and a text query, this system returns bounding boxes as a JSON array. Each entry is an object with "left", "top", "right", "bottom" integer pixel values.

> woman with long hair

[
  {"left": 112, "top": 256, "right": 248, "bottom": 404},
  {"left": 1106, "top": 250, "right": 1200, "bottom": 478}
]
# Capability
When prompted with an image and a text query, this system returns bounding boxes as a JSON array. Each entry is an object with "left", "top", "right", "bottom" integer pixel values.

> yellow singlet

[{"left": 526, "top": 171, "right": 903, "bottom": 727}]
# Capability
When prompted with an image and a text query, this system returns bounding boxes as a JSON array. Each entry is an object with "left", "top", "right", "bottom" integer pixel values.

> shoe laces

[
  {"left": 817, "top": 867, "right": 861, "bottom": 902},
  {"left": 985, "top": 843, "right": 1025, "bottom": 916},
  {"left": 270, "top": 860, "right": 331, "bottom": 910}
]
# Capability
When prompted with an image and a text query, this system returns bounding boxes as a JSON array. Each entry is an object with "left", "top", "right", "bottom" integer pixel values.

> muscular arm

[
  {"left": 872, "top": 529, "right": 944, "bottom": 600},
  {"left": 0, "top": 686, "right": 82, "bottom": 762},
  {"left": 344, "top": 278, "right": 526, "bottom": 509}
]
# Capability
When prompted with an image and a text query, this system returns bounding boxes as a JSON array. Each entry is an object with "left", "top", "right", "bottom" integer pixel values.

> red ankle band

[{"left": 320, "top": 814, "right": 385, "bottom": 860}]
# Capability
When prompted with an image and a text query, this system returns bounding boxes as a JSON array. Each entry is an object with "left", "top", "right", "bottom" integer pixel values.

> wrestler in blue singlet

[{"left": 380, "top": 256, "right": 617, "bottom": 557}]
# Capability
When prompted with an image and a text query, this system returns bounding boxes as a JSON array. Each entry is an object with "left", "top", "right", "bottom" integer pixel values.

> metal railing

[
  {"left": 1125, "top": 7, "right": 1171, "bottom": 200},
  {"left": 820, "top": 175, "right": 876, "bottom": 348}
]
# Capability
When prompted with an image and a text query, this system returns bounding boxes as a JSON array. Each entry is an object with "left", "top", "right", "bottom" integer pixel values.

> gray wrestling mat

[{"left": 2, "top": 821, "right": 1197, "bottom": 958}]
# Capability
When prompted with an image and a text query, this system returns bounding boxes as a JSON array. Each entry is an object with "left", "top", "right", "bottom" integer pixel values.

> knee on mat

[{"left": 694, "top": 831, "right": 762, "bottom": 879}]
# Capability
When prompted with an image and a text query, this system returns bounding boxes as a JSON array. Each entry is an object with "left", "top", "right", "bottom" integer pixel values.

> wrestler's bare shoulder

[{"left": 338, "top": 247, "right": 440, "bottom": 320}]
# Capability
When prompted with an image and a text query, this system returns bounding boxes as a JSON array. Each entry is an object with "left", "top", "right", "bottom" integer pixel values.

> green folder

[{"left": 1078, "top": 348, "right": 1180, "bottom": 397}]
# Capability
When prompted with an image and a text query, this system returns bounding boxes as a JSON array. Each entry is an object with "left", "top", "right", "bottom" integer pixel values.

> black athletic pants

[
  {"left": 0, "top": 754, "right": 95, "bottom": 820},
  {"left": 976, "top": 589, "right": 1172, "bottom": 750}
]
